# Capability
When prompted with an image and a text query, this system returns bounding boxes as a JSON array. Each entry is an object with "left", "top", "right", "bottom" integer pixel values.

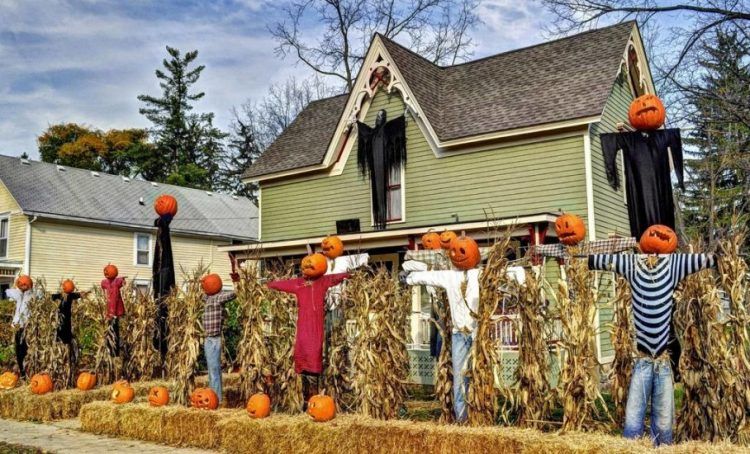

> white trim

[
  {"left": 0, "top": 213, "right": 9, "bottom": 260},
  {"left": 583, "top": 130, "right": 597, "bottom": 240},
  {"left": 133, "top": 232, "right": 153, "bottom": 267},
  {"left": 257, "top": 186, "right": 262, "bottom": 241},
  {"left": 23, "top": 216, "right": 36, "bottom": 275}
]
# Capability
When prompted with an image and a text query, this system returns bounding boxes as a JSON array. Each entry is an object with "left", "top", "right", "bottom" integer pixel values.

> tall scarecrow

[{"left": 152, "top": 194, "right": 177, "bottom": 369}]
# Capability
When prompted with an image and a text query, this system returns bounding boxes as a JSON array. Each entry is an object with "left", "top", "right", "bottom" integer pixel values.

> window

[
  {"left": 386, "top": 166, "right": 403, "bottom": 222},
  {"left": 0, "top": 216, "right": 8, "bottom": 259},
  {"left": 134, "top": 233, "right": 152, "bottom": 266},
  {"left": 133, "top": 279, "right": 151, "bottom": 297}
]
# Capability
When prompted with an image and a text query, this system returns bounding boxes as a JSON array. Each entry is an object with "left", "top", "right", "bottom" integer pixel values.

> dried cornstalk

[
  {"left": 122, "top": 284, "right": 159, "bottom": 380},
  {"left": 322, "top": 301, "right": 355, "bottom": 411},
  {"left": 432, "top": 287, "right": 454, "bottom": 424},
  {"left": 86, "top": 287, "right": 120, "bottom": 384},
  {"left": 609, "top": 277, "right": 633, "bottom": 424},
  {"left": 236, "top": 261, "right": 273, "bottom": 400}
]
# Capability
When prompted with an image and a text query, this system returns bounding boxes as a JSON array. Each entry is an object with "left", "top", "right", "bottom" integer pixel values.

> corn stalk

[
  {"left": 236, "top": 261, "right": 273, "bottom": 400},
  {"left": 432, "top": 287, "right": 454, "bottom": 424},
  {"left": 608, "top": 277, "right": 633, "bottom": 424},
  {"left": 86, "top": 287, "right": 119, "bottom": 384},
  {"left": 122, "top": 283, "right": 159, "bottom": 381}
]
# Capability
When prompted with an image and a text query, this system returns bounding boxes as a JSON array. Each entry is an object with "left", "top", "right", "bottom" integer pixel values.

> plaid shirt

[
  {"left": 202, "top": 291, "right": 236, "bottom": 337},
  {"left": 532, "top": 237, "right": 637, "bottom": 259}
]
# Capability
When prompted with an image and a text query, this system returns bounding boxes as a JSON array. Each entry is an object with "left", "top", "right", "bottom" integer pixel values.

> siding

[
  {"left": 261, "top": 90, "right": 588, "bottom": 241},
  {"left": 0, "top": 180, "right": 27, "bottom": 264}
]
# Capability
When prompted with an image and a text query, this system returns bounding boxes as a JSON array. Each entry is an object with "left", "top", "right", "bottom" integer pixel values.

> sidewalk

[{"left": 0, "top": 418, "right": 216, "bottom": 454}]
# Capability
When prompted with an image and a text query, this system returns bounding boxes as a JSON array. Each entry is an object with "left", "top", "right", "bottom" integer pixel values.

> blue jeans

[
  {"left": 451, "top": 332, "right": 473, "bottom": 423},
  {"left": 204, "top": 336, "right": 222, "bottom": 403},
  {"left": 623, "top": 356, "right": 674, "bottom": 446}
]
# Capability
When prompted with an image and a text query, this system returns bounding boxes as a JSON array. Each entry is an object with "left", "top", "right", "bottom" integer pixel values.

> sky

[{"left": 0, "top": 0, "right": 553, "bottom": 158}]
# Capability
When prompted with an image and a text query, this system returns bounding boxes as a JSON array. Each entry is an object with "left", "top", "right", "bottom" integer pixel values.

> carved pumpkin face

[
  {"left": 301, "top": 253, "right": 328, "bottom": 280},
  {"left": 321, "top": 236, "right": 344, "bottom": 259},
  {"left": 307, "top": 394, "right": 336, "bottom": 422},
  {"left": 112, "top": 380, "right": 135, "bottom": 404},
  {"left": 639, "top": 224, "right": 678, "bottom": 254},
  {"left": 103, "top": 264, "right": 119, "bottom": 280},
  {"left": 201, "top": 273, "right": 223, "bottom": 296},
  {"left": 154, "top": 194, "right": 178, "bottom": 217},
  {"left": 439, "top": 230, "right": 458, "bottom": 249},
  {"left": 76, "top": 372, "right": 97, "bottom": 391},
  {"left": 148, "top": 386, "right": 170, "bottom": 407},
  {"left": 61, "top": 279, "right": 75, "bottom": 294},
  {"left": 449, "top": 235, "right": 481, "bottom": 270},
  {"left": 0, "top": 372, "right": 19, "bottom": 390},
  {"left": 190, "top": 387, "right": 219, "bottom": 410},
  {"left": 555, "top": 213, "right": 587, "bottom": 246},
  {"left": 421, "top": 231, "right": 442, "bottom": 250},
  {"left": 628, "top": 94, "right": 666, "bottom": 131},
  {"left": 246, "top": 393, "right": 271, "bottom": 419},
  {"left": 30, "top": 373, "right": 53, "bottom": 395}
]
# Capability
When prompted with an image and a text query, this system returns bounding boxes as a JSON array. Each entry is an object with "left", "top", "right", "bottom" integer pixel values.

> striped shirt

[{"left": 588, "top": 253, "right": 715, "bottom": 357}]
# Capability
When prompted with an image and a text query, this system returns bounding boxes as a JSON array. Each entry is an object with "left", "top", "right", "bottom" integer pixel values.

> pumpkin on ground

[
  {"left": 246, "top": 393, "right": 271, "bottom": 419},
  {"left": 301, "top": 253, "right": 328, "bottom": 280},
  {"left": 191, "top": 387, "right": 219, "bottom": 410},
  {"left": 439, "top": 230, "right": 458, "bottom": 249},
  {"left": 421, "top": 231, "right": 442, "bottom": 250},
  {"left": 15, "top": 275, "right": 33, "bottom": 291},
  {"left": 628, "top": 94, "right": 666, "bottom": 131},
  {"left": 148, "top": 386, "right": 170, "bottom": 407},
  {"left": 0, "top": 372, "right": 19, "bottom": 390},
  {"left": 103, "top": 264, "right": 119, "bottom": 279},
  {"left": 76, "top": 372, "right": 97, "bottom": 391},
  {"left": 308, "top": 394, "right": 336, "bottom": 422},
  {"left": 61, "top": 279, "right": 75, "bottom": 294},
  {"left": 449, "top": 235, "right": 481, "bottom": 270},
  {"left": 554, "top": 213, "right": 587, "bottom": 246},
  {"left": 30, "top": 374, "right": 53, "bottom": 395},
  {"left": 321, "top": 236, "right": 344, "bottom": 259},
  {"left": 639, "top": 224, "right": 678, "bottom": 254},
  {"left": 154, "top": 194, "right": 178, "bottom": 217},
  {"left": 111, "top": 380, "right": 135, "bottom": 404},
  {"left": 201, "top": 273, "right": 223, "bottom": 296}
]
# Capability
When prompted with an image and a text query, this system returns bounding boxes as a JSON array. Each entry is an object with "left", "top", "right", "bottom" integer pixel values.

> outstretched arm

[
  {"left": 266, "top": 278, "right": 300, "bottom": 294},
  {"left": 324, "top": 273, "right": 350, "bottom": 288},
  {"left": 672, "top": 254, "right": 716, "bottom": 281},
  {"left": 588, "top": 254, "right": 632, "bottom": 277},
  {"left": 405, "top": 271, "right": 450, "bottom": 289}
]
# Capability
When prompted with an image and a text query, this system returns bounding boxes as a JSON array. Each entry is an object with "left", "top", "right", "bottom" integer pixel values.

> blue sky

[{"left": 1, "top": 0, "right": 554, "bottom": 157}]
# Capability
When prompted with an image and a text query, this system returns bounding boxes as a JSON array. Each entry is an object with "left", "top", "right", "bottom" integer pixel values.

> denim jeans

[
  {"left": 204, "top": 336, "right": 223, "bottom": 403},
  {"left": 623, "top": 355, "right": 674, "bottom": 446},
  {"left": 451, "top": 332, "right": 473, "bottom": 423}
]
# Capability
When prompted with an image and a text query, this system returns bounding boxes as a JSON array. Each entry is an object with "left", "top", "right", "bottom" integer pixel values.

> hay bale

[
  {"left": 118, "top": 404, "right": 167, "bottom": 442},
  {"left": 0, "top": 388, "right": 24, "bottom": 418},
  {"left": 162, "top": 407, "right": 234, "bottom": 448},
  {"left": 194, "top": 373, "right": 242, "bottom": 389},
  {"left": 80, "top": 400, "right": 121, "bottom": 435}
]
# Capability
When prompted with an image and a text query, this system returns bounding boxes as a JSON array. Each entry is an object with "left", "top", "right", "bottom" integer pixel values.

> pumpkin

[
  {"left": 308, "top": 394, "right": 336, "bottom": 422},
  {"left": 0, "top": 372, "right": 19, "bottom": 390},
  {"left": 111, "top": 380, "right": 135, "bottom": 404},
  {"left": 321, "top": 235, "right": 344, "bottom": 259},
  {"left": 15, "top": 275, "right": 33, "bottom": 292},
  {"left": 76, "top": 372, "right": 97, "bottom": 391},
  {"left": 628, "top": 94, "right": 666, "bottom": 131},
  {"left": 103, "top": 264, "right": 119, "bottom": 279},
  {"left": 30, "top": 373, "right": 53, "bottom": 395},
  {"left": 61, "top": 279, "right": 75, "bottom": 294},
  {"left": 449, "top": 235, "right": 481, "bottom": 270},
  {"left": 201, "top": 273, "right": 223, "bottom": 296},
  {"left": 148, "top": 386, "right": 170, "bottom": 407},
  {"left": 301, "top": 253, "right": 328, "bottom": 280},
  {"left": 246, "top": 393, "right": 271, "bottom": 419},
  {"left": 190, "top": 387, "right": 219, "bottom": 410},
  {"left": 421, "top": 231, "right": 442, "bottom": 250},
  {"left": 154, "top": 194, "right": 178, "bottom": 217},
  {"left": 639, "top": 224, "right": 678, "bottom": 254},
  {"left": 555, "top": 213, "right": 587, "bottom": 246},
  {"left": 439, "top": 230, "right": 458, "bottom": 249}
]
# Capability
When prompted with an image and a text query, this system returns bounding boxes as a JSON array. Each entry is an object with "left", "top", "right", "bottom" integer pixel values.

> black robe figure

[
  {"left": 152, "top": 215, "right": 176, "bottom": 369},
  {"left": 357, "top": 109, "right": 407, "bottom": 230}
]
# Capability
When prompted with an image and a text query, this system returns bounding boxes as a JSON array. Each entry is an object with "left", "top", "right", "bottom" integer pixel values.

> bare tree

[{"left": 270, "top": 0, "right": 481, "bottom": 90}]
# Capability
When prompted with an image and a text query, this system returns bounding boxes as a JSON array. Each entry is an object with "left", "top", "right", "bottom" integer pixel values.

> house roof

[
  {"left": 244, "top": 22, "right": 636, "bottom": 180},
  {"left": 0, "top": 155, "right": 258, "bottom": 241}
]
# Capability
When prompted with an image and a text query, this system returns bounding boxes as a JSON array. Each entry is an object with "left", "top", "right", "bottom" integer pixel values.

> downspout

[{"left": 24, "top": 215, "right": 37, "bottom": 275}]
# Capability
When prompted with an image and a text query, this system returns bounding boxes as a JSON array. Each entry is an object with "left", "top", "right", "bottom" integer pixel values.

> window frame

[
  {"left": 133, "top": 232, "right": 153, "bottom": 267},
  {"left": 0, "top": 214, "right": 9, "bottom": 260},
  {"left": 370, "top": 165, "right": 406, "bottom": 226}
]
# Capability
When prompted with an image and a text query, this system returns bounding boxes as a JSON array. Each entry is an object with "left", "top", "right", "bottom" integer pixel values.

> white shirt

[
  {"left": 326, "top": 253, "right": 369, "bottom": 309},
  {"left": 6, "top": 288, "right": 32, "bottom": 327},
  {"left": 406, "top": 268, "right": 481, "bottom": 334}
]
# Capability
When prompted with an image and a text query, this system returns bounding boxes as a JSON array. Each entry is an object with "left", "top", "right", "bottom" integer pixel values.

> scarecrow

[
  {"left": 100, "top": 264, "right": 126, "bottom": 357},
  {"left": 52, "top": 279, "right": 88, "bottom": 384},
  {"left": 152, "top": 194, "right": 177, "bottom": 369},
  {"left": 5, "top": 275, "right": 33, "bottom": 378}
]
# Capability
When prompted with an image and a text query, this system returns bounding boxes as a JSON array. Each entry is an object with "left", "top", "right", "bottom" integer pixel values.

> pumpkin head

[
  {"left": 449, "top": 235, "right": 481, "bottom": 270},
  {"left": 15, "top": 275, "right": 33, "bottom": 292},
  {"left": 76, "top": 372, "right": 97, "bottom": 391},
  {"left": 639, "top": 224, "right": 678, "bottom": 254},
  {"left": 321, "top": 236, "right": 344, "bottom": 259},
  {"left": 154, "top": 194, "right": 178, "bottom": 217},
  {"left": 190, "top": 387, "right": 219, "bottom": 410},
  {"left": 148, "top": 386, "right": 170, "bottom": 407},
  {"left": 201, "top": 273, "right": 223, "bottom": 296},
  {"left": 0, "top": 372, "right": 19, "bottom": 390},
  {"left": 421, "top": 231, "right": 442, "bottom": 250},
  {"left": 103, "top": 264, "right": 119, "bottom": 280},
  {"left": 61, "top": 279, "right": 75, "bottom": 294},
  {"left": 111, "top": 380, "right": 135, "bottom": 404},
  {"left": 30, "top": 373, "right": 53, "bottom": 395},
  {"left": 301, "top": 253, "right": 328, "bottom": 280},
  {"left": 628, "top": 94, "right": 666, "bottom": 131},
  {"left": 307, "top": 394, "right": 336, "bottom": 422},
  {"left": 555, "top": 213, "right": 587, "bottom": 246},
  {"left": 439, "top": 230, "right": 458, "bottom": 249},
  {"left": 246, "top": 393, "right": 271, "bottom": 419}
]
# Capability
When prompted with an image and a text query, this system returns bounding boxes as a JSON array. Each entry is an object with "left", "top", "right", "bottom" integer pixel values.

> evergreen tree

[{"left": 218, "top": 108, "right": 263, "bottom": 200}]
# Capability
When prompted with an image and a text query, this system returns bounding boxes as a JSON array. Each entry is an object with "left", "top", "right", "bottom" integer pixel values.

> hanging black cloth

[
  {"left": 52, "top": 292, "right": 81, "bottom": 345},
  {"left": 152, "top": 215, "right": 176, "bottom": 365},
  {"left": 357, "top": 109, "right": 407, "bottom": 230},
  {"left": 600, "top": 129, "right": 684, "bottom": 238}
]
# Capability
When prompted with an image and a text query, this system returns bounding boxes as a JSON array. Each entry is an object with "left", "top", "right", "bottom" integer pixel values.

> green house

[{"left": 222, "top": 22, "right": 655, "bottom": 384}]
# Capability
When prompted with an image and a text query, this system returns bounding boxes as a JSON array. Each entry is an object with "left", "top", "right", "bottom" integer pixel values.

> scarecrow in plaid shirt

[{"left": 201, "top": 272, "right": 240, "bottom": 403}]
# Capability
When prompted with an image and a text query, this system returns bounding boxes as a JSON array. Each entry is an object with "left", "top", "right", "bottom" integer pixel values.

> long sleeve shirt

[
  {"left": 267, "top": 273, "right": 349, "bottom": 374},
  {"left": 202, "top": 291, "right": 237, "bottom": 337},
  {"left": 326, "top": 253, "right": 368, "bottom": 310},
  {"left": 101, "top": 277, "right": 126, "bottom": 318},
  {"left": 588, "top": 253, "right": 715, "bottom": 357},
  {"left": 405, "top": 269, "right": 481, "bottom": 335},
  {"left": 6, "top": 288, "right": 32, "bottom": 328}
]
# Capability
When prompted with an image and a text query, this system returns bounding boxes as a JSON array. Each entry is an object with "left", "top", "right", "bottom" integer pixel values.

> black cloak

[{"left": 152, "top": 215, "right": 175, "bottom": 362}]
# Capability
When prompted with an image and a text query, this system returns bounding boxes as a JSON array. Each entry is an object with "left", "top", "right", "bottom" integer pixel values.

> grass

[{"left": 0, "top": 442, "right": 44, "bottom": 454}]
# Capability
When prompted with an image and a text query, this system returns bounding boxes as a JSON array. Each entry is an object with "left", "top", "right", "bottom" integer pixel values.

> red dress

[
  {"left": 101, "top": 277, "right": 126, "bottom": 317},
  {"left": 267, "top": 273, "right": 349, "bottom": 374}
]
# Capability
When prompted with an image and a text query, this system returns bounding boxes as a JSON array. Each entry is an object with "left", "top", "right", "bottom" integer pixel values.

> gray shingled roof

[
  {"left": 243, "top": 22, "right": 636, "bottom": 179},
  {"left": 0, "top": 155, "right": 258, "bottom": 241}
]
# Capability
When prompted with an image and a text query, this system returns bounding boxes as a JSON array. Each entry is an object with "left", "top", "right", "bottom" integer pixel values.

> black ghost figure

[
  {"left": 357, "top": 109, "right": 407, "bottom": 230},
  {"left": 152, "top": 215, "right": 176, "bottom": 367},
  {"left": 600, "top": 129, "right": 684, "bottom": 238}
]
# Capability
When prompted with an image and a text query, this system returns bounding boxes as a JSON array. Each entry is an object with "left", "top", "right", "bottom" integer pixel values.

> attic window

[
  {"left": 627, "top": 45, "right": 646, "bottom": 97},
  {"left": 369, "top": 66, "right": 391, "bottom": 90}
]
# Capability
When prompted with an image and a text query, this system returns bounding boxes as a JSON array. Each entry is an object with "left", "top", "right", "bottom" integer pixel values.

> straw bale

[{"left": 80, "top": 400, "right": 122, "bottom": 435}]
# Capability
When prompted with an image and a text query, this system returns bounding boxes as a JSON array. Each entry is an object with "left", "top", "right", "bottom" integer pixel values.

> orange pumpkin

[
  {"left": 421, "top": 231, "right": 442, "bottom": 250},
  {"left": 308, "top": 394, "right": 336, "bottom": 422},
  {"left": 246, "top": 393, "right": 271, "bottom": 419},
  {"left": 321, "top": 236, "right": 344, "bottom": 259},
  {"left": 15, "top": 275, "right": 33, "bottom": 292},
  {"left": 61, "top": 279, "right": 75, "bottom": 294},
  {"left": 76, "top": 372, "right": 97, "bottom": 391},
  {"left": 111, "top": 380, "right": 135, "bottom": 404},
  {"left": 201, "top": 273, "right": 223, "bottom": 296},
  {"left": 148, "top": 386, "right": 170, "bottom": 407},
  {"left": 628, "top": 94, "right": 666, "bottom": 131},
  {"left": 439, "top": 230, "right": 458, "bottom": 249},
  {"left": 30, "top": 373, "right": 53, "bottom": 395},
  {"left": 301, "top": 253, "right": 328, "bottom": 280},
  {"left": 639, "top": 224, "right": 678, "bottom": 254},
  {"left": 103, "top": 264, "right": 119, "bottom": 279},
  {"left": 0, "top": 372, "right": 19, "bottom": 390},
  {"left": 190, "top": 387, "right": 219, "bottom": 410},
  {"left": 449, "top": 235, "right": 481, "bottom": 270},
  {"left": 154, "top": 194, "right": 178, "bottom": 217},
  {"left": 555, "top": 213, "right": 587, "bottom": 246}
]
